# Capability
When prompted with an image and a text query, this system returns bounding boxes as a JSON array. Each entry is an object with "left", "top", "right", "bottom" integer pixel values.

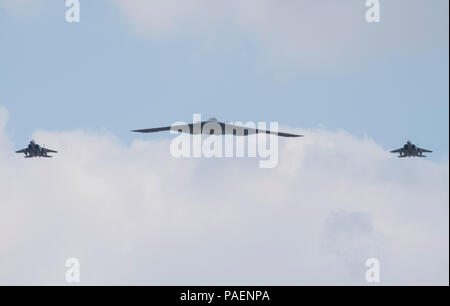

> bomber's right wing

[
  {"left": 16, "top": 148, "right": 27, "bottom": 154},
  {"left": 132, "top": 126, "right": 172, "bottom": 133},
  {"left": 132, "top": 123, "right": 194, "bottom": 134}
]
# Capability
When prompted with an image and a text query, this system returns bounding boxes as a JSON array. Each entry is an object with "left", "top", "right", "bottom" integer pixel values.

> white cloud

[
  {"left": 0, "top": 107, "right": 448, "bottom": 285},
  {"left": 111, "top": 0, "right": 449, "bottom": 70}
]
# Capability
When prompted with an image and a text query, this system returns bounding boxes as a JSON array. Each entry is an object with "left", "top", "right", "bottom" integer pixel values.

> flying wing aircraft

[
  {"left": 390, "top": 141, "right": 432, "bottom": 158},
  {"left": 16, "top": 140, "right": 58, "bottom": 158},
  {"left": 132, "top": 118, "right": 303, "bottom": 137}
]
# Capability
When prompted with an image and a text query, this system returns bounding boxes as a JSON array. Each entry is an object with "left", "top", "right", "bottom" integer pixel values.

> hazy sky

[{"left": 0, "top": 0, "right": 448, "bottom": 285}]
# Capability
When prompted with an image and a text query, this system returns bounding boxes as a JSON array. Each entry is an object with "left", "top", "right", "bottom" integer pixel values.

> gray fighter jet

[
  {"left": 132, "top": 118, "right": 303, "bottom": 137},
  {"left": 16, "top": 140, "right": 58, "bottom": 158},
  {"left": 390, "top": 141, "right": 432, "bottom": 158}
]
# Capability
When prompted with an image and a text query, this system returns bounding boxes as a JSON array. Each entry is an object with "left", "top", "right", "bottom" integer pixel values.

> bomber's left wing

[{"left": 223, "top": 123, "right": 303, "bottom": 137}]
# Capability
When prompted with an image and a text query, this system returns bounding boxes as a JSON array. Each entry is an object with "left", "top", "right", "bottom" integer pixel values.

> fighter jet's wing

[
  {"left": 42, "top": 148, "right": 58, "bottom": 154},
  {"left": 417, "top": 147, "right": 432, "bottom": 153},
  {"left": 16, "top": 148, "right": 27, "bottom": 154},
  {"left": 390, "top": 148, "right": 404, "bottom": 153},
  {"left": 223, "top": 123, "right": 303, "bottom": 137}
]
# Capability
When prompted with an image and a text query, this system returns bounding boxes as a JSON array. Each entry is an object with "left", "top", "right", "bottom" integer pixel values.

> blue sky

[{"left": 0, "top": 0, "right": 448, "bottom": 160}]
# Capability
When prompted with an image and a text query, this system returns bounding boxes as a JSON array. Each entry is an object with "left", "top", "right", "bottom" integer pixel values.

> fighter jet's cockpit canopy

[{"left": 208, "top": 117, "right": 218, "bottom": 122}]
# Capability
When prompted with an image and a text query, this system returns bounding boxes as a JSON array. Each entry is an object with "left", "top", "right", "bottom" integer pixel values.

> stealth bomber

[{"left": 132, "top": 117, "right": 303, "bottom": 137}]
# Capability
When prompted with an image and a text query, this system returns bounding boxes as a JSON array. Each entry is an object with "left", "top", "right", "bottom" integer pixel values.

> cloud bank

[{"left": 0, "top": 106, "right": 448, "bottom": 285}]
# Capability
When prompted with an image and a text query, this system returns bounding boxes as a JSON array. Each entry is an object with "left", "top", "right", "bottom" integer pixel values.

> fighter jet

[
  {"left": 16, "top": 140, "right": 58, "bottom": 158},
  {"left": 132, "top": 117, "right": 303, "bottom": 137},
  {"left": 390, "top": 141, "right": 432, "bottom": 158}
]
